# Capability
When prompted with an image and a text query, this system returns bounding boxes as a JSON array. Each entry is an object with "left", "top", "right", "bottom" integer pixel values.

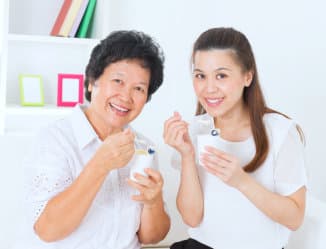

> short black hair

[{"left": 84, "top": 30, "right": 164, "bottom": 102}]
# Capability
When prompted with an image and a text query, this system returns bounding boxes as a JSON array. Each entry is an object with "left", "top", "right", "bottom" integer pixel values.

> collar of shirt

[
  {"left": 68, "top": 104, "right": 134, "bottom": 150},
  {"left": 68, "top": 104, "right": 99, "bottom": 150}
]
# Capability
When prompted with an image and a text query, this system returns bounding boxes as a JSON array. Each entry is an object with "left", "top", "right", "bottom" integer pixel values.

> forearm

[
  {"left": 34, "top": 161, "right": 107, "bottom": 242},
  {"left": 239, "top": 174, "right": 306, "bottom": 230},
  {"left": 138, "top": 195, "right": 170, "bottom": 244},
  {"left": 177, "top": 155, "right": 203, "bottom": 227}
]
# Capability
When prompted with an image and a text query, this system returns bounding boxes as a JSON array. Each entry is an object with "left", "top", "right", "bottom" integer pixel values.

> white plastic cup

[
  {"left": 129, "top": 153, "right": 154, "bottom": 181},
  {"left": 197, "top": 132, "right": 219, "bottom": 166}
]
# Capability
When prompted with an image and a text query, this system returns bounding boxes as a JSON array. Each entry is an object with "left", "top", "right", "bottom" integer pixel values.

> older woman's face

[{"left": 88, "top": 59, "right": 150, "bottom": 132}]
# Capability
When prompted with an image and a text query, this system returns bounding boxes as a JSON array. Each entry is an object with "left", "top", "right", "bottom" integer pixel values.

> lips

[
  {"left": 109, "top": 102, "right": 130, "bottom": 115},
  {"left": 205, "top": 97, "right": 224, "bottom": 107}
]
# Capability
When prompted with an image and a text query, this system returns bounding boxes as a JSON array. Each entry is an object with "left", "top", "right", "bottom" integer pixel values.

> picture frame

[
  {"left": 57, "top": 73, "right": 84, "bottom": 107},
  {"left": 19, "top": 74, "right": 44, "bottom": 106}
]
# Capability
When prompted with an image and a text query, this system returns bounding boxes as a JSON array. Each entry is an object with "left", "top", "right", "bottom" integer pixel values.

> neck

[{"left": 214, "top": 104, "right": 251, "bottom": 141}]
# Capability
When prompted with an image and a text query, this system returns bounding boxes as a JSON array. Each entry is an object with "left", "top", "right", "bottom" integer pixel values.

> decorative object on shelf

[
  {"left": 69, "top": 0, "right": 90, "bottom": 37},
  {"left": 76, "top": 0, "right": 97, "bottom": 38},
  {"left": 19, "top": 74, "right": 44, "bottom": 106},
  {"left": 57, "top": 73, "right": 84, "bottom": 107},
  {"left": 50, "top": 0, "right": 73, "bottom": 36},
  {"left": 58, "top": 0, "right": 85, "bottom": 37}
]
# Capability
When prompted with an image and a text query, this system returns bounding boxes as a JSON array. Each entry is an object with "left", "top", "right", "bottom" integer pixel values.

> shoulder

[
  {"left": 263, "top": 112, "right": 295, "bottom": 133},
  {"left": 35, "top": 117, "right": 73, "bottom": 150},
  {"left": 263, "top": 112, "right": 298, "bottom": 153}
]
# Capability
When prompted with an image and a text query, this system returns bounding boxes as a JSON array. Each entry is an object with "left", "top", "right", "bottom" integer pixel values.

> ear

[
  {"left": 88, "top": 83, "right": 93, "bottom": 92},
  {"left": 244, "top": 71, "right": 254, "bottom": 87}
]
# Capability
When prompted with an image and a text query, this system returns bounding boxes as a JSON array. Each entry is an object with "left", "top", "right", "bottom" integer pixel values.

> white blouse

[
  {"left": 20, "top": 105, "right": 159, "bottom": 249},
  {"left": 172, "top": 113, "right": 307, "bottom": 249}
]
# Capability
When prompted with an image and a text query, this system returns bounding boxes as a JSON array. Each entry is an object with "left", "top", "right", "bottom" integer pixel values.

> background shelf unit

[{"left": 0, "top": 0, "right": 111, "bottom": 134}]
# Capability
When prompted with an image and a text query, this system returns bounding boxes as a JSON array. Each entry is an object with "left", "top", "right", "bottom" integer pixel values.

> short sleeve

[
  {"left": 23, "top": 128, "right": 73, "bottom": 226},
  {"left": 274, "top": 124, "right": 308, "bottom": 196}
]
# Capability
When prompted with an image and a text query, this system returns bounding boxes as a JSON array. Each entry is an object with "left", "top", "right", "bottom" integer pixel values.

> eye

[
  {"left": 134, "top": 86, "right": 146, "bottom": 93},
  {"left": 194, "top": 73, "right": 205, "bottom": 80},
  {"left": 113, "top": 79, "right": 122, "bottom": 84},
  {"left": 216, "top": 73, "right": 227, "bottom": 80}
]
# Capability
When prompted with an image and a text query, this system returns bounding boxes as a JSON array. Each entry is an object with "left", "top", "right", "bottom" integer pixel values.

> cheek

[
  {"left": 193, "top": 82, "right": 204, "bottom": 96},
  {"left": 134, "top": 95, "right": 147, "bottom": 109}
]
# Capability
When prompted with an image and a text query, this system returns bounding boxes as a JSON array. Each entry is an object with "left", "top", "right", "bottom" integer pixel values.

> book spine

[
  {"left": 58, "top": 0, "right": 84, "bottom": 37},
  {"left": 68, "top": 0, "right": 90, "bottom": 37},
  {"left": 76, "top": 0, "right": 97, "bottom": 38},
  {"left": 50, "top": 0, "right": 73, "bottom": 36}
]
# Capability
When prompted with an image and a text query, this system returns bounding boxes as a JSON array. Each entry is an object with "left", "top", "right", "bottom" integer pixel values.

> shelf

[
  {"left": 3, "top": 104, "right": 74, "bottom": 135},
  {"left": 1, "top": 0, "right": 106, "bottom": 135},
  {"left": 8, "top": 33, "right": 99, "bottom": 46},
  {"left": 5, "top": 104, "right": 73, "bottom": 116}
]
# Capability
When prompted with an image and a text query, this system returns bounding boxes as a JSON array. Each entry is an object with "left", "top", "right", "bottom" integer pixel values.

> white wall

[
  {"left": 109, "top": 0, "right": 326, "bottom": 244},
  {"left": 1, "top": 0, "right": 326, "bottom": 248}
]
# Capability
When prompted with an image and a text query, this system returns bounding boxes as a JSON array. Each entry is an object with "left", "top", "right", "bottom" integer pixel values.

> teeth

[
  {"left": 111, "top": 103, "right": 129, "bottom": 112},
  {"left": 207, "top": 98, "right": 222, "bottom": 104}
]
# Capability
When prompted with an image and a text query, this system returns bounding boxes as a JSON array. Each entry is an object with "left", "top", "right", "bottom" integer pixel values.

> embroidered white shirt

[
  {"left": 172, "top": 113, "right": 308, "bottom": 249},
  {"left": 21, "top": 105, "right": 159, "bottom": 249}
]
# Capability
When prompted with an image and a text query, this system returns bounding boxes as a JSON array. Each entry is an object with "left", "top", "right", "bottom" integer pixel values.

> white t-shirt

[
  {"left": 172, "top": 113, "right": 307, "bottom": 249},
  {"left": 18, "top": 105, "right": 159, "bottom": 249}
]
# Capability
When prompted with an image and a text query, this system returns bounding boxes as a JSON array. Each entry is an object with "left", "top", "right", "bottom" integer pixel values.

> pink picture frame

[{"left": 57, "top": 73, "right": 84, "bottom": 107}]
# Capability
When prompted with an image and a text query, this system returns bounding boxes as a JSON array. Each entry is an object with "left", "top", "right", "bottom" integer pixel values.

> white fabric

[
  {"left": 20, "top": 105, "right": 159, "bottom": 249},
  {"left": 171, "top": 113, "right": 307, "bottom": 249}
]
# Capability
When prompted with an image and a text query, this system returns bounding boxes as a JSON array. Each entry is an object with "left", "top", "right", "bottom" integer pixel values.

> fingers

[
  {"left": 129, "top": 169, "right": 163, "bottom": 188},
  {"left": 145, "top": 168, "right": 163, "bottom": 186},
  {"left": 127, "top": 178, "right": 148, "bottom": 192},
  {"left": 204, "top": 146, "right": 232, "bottom": 162},
  {"left": 200, "top": 153, "right": 228, "bottom": 168},
  {"left": 117, "top": 142, "right": 135, "bottom": 157},
  {"left": 202, "top": 163, "right": 226, "bottom": 179},
  {"left": 127, "top": 168, "right": 164, "bottom": 204},
  {"left": 164, "top": 122, "right": 188, "bottom": 146},
  {"left": 163, "top": 112, "right": 186, "bottom": 138},
  {"left": 104, "top": 128, "right": 135, "bottom": 147}
]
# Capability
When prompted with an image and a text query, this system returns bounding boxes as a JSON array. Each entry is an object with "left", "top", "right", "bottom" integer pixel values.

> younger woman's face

[{"left": 192, "top": 49, "right": 252, "bottom": 119}]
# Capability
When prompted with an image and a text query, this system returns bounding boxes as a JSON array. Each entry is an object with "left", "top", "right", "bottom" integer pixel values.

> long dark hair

[{"left": 192, "top": 27, "right": 276, "bottom": 172}]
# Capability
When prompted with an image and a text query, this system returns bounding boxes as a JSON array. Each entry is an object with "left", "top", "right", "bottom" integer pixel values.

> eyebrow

[
  {"left": 112, "top": 73, "right": 149, "bottom": 86},
  {"left": 137, "top": 81, "right": 149, "bottom": 86},
  {"left": 193, "top": 67, "right": 232, "bottom": 72}
]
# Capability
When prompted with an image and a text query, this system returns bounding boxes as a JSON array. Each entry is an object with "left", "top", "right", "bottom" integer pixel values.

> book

[
  {"left": 58, "top": 0, "right": 84, "bottom": 37},
  {"left": 76, "top": 0, "right": 97, "bottom": 38},
  {"left": 68, "top": 0, "right": 89, "bottom": 37},
  {"left": 50, "top": 0, "right": 73, "bottom": 36}
]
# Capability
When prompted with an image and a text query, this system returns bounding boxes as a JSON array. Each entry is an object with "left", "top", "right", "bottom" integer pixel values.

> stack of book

[{"left": 50, "top": 0, "right": 97, "bottom": 38}]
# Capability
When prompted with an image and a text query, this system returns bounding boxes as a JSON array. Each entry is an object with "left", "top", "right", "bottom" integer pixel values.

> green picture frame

[{"left": 19, "top": 74, "right": 44, "bottom": 106}]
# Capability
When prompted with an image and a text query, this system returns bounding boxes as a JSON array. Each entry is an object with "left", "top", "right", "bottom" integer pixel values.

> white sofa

[{"left": 286, "top": 195, "right": 326, "bottom": 249}]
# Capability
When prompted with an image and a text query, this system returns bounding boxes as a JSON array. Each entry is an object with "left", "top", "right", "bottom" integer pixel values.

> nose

[
  {"left": 206, "top": 76, "right": 218, "bottom": 93},
  {"left": 119, "top": 85, "right": 133, "bottom": 103}
]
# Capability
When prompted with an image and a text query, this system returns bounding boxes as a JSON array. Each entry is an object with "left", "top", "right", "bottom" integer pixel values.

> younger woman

[{"left": 164, "top": 27, "right": 307, "bottom": 249}]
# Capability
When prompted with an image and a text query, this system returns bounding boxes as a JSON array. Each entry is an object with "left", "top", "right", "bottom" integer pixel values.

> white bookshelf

[{"left": 0, "top": 0, "right": 111, "bottom": 134}]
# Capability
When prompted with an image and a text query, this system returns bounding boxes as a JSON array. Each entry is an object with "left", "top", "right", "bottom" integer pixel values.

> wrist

[
  {"left": 87, "top": 157, "right": 111, "bottom": 178},
  {"left": 143, "top": 193, "right": 163, "bottom": 210},
  {"left": 237, "top": 173, "right": 252, "bottom": 193},
  {"left": 181, "top": 152, "right": 196, "bottom": 164}
]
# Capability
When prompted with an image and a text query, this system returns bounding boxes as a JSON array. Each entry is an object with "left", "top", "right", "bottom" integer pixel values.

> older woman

[{"left": 23, "top": 30, "right": 170, "bottom": 249}]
